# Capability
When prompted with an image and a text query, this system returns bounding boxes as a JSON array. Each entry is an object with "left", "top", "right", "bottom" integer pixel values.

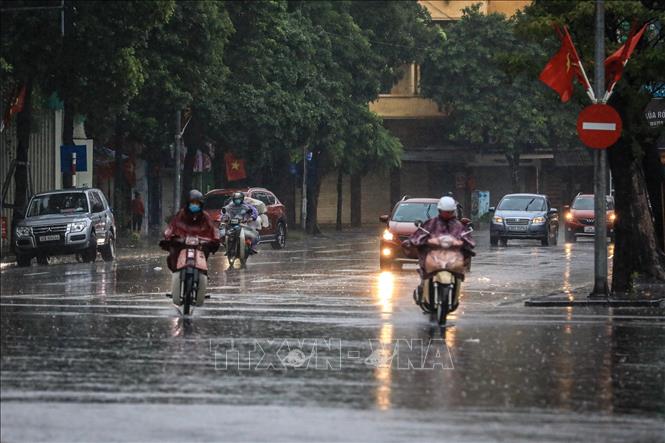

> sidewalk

[{"left": 525, "top": 284, "right": 665, "bottom": 307}]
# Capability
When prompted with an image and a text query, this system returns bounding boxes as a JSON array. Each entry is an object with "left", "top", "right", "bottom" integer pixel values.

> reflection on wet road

[{"left": 1, "top": 230, "right": 664, "bottom": 442}]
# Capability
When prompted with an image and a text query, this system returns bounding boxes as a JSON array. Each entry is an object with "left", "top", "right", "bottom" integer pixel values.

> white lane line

[{"left": 582, "top": 122, "right": 616, "bottom": 131}]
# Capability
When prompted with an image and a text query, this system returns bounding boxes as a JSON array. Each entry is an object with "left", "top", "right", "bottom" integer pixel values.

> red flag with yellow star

[
  {"left": 225, "top": 152, "right": 247, "bottom": 182},
  {"left": 539, "top": 26, "right": 588, "bottom": 103}
]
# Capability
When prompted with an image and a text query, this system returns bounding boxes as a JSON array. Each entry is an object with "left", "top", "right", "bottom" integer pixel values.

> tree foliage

[{"left": 420, "top": 4, "right": 580, "bottom": 190}]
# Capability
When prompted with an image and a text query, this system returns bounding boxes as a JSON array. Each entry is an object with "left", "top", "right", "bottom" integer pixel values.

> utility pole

[
  {"left": 591, "top": 0, "right": 609, "bottom": 297},
  {"left": 174, "top": 110, "right": 182, "bottom": 214},
  {"left": 301, "top": 145, "right": 307, "bottom": 231}
]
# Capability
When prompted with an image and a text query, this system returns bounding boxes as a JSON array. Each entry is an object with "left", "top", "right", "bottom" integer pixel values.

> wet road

[{"left": 1, "top": 229, "right": 664, "bottom": 442}]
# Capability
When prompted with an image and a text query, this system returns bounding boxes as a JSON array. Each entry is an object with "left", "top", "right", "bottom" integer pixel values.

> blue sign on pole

[{"left": 60, "top": 145, "right": 87, "bottom": 173}]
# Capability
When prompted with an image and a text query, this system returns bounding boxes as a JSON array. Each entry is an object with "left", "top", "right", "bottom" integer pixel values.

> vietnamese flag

[
  {"left": 225, "top": 152, "right": 247, "bottom": 182},
  {"left": 604, "top": 23, "right": 648, "bottom": 91},
  {"left": 0, "top": 85, "right": 26, "bottom": 132},
  {"left": 539, "top": 26, "right": 588, "bottom": 103}
]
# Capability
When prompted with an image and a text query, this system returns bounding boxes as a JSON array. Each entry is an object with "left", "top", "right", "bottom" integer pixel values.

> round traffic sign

[{"left": 577, "top": 104, "right": 622, "bottom": 149}]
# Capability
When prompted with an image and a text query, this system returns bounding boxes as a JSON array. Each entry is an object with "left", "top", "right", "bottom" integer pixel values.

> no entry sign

[{"left": 577, "top": 104, "right": 622, "bottom": 149}]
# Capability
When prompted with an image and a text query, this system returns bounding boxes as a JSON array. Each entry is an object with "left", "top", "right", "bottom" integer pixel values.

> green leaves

[{"left": 421, "top": 4, "right": 580, "bottom": 159}]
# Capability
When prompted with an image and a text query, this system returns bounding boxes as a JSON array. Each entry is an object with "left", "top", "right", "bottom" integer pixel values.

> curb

[{"left": 525, "top": 296, "right": 665, "bottom": 307}]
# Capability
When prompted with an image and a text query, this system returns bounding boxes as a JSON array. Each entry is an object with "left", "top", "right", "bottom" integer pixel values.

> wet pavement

[{"left": 1, "top": 229, "right": 664, "bottom": 442}]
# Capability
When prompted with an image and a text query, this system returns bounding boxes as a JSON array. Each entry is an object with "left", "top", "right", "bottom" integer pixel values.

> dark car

[
  {"left": 563, "top": 193, "right": 615, "bottom": 243},
  {"left": 14, "top": 187, "right": 117, "bottom": 266},
  {"left": 489, "top": 193, "right": 559, "bottom": 247},
  {"left": 204, "top": 187, "right": 287, "bottom": 249},
  {"left": 378, "top": 197, "right": 439, "bottom": 270}
]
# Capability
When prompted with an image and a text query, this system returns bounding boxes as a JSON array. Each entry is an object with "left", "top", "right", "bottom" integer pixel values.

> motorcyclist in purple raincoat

[{"left": 403, "top": 196, "right": 475, "bottom": 279}]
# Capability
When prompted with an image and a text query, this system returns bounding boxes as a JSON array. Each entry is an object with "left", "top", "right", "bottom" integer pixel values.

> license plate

[
  {"left": 584, "top": 226, "right": 595, "bottom": 233},
  {"left": 39, "top": 235, "right": 60, "bottom": 242},
  {"left": 508, "top": 226, "right": 527, "bottom": 231}
]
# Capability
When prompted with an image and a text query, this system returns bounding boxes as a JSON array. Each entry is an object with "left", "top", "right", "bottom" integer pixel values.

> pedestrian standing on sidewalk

[{"left": 131, "top": 191, "right": 145, "bottom": 234}]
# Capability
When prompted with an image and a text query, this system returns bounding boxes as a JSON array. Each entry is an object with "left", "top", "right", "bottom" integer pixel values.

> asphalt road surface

[{"left": 1, "top": 229, "right": 664, "bottom": 442}]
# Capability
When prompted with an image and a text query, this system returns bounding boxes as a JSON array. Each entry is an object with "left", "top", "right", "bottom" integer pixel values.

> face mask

[
  {"left": 188, "top": 203, "right": 201, "bottom": 213},
  {"left": 439, "top": 210, "right": 455, "bottom": 221},
  {"left": 233, "top": 199, "right": 242, "bottom": 205}
]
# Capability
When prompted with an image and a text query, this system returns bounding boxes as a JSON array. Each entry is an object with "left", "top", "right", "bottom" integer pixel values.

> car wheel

[
  {"left": 83, "top": 232, "right": 97, "bottom": 263},
  {"left": 271, "top": 222, "right": 287, "bottom": 250},
  {"left": 16, "top": 254, "right": 31, "bottom": 267},
  {"left": 101, "top": 234, "right": 116, "bottom": 262},
  {"left": 36, "top": 254, "right": 49, "bottom": 265},
  {"left": 490, "top": 235, "right": 499, "bottom": 247},
  {"left": 541, "top": 231, "right": 550, "bottom": 246},
  {"left": 379, "top": 259, "right": 393, "bottom": 271},
  {"left": 565, "top": 230, "right": 576, "bottom": 243},
  {"left": 499, "top": 238, "right": 508, "bottom": 246}
]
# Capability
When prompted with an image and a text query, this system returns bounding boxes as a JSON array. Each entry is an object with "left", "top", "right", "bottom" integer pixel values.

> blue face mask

[
  {"left": 233, "top": 199, "right": 242, "bottom": 206},
  {"left": 188, "top": 203, "right": 201, "bottom": 213}
]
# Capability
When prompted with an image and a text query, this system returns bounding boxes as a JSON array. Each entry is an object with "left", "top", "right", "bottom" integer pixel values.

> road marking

[{"left": 582, "top": 122, "right": 616, "bottom": 131}]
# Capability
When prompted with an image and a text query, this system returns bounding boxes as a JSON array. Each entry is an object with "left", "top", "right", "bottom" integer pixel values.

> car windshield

[
  {"left": 392, "top": 203, "right": 437, "bottom": 222},
  {"left": 497, "top": 196, "right": 546, "bottom": 211},
  {"left": 27, "top": 193, "right": 89, "bottom": 216},
  {"left": 572, "top": 197, "right": 614, "bottom": 210}
]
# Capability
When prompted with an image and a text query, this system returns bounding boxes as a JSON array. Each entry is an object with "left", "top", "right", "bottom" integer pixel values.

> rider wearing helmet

[
  {"left": 404, "top": 195, "right": 475, "bottom": 279},
  {"left": 222, "top": 191, "right": 259, "bottom": 253},
  {"left": 161, "top": 190, "right": 220, "bottom": 304}
]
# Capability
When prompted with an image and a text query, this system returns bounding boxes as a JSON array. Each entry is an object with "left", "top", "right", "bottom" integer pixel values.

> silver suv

[{"left": 14, "top": 188, "right": 116, "bottom": 266}]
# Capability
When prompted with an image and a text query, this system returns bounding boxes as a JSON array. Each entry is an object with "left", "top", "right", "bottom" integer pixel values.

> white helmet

[{"left": 437, "top": 196, "right": 457, "bottom": 212}]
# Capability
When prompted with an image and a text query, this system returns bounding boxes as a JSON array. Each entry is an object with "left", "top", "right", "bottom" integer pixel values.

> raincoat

[
  {"left": 403, "top": 216, "right": 475, "bottom": 279},
  {"left": 162, "top": 209, "right": 220, "bottom": 272}
]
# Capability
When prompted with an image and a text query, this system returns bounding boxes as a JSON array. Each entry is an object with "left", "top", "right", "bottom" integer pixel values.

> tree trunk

[
  {"left": 181, "top": 145, "right": 196, "bottom": 202},
  {"left": 306, "top": 151, "right": 321, "bottom": 235},
  {"left": 268, "top": 152, "right": 296, "bottom": 227},
  {"left": 390, "top": 166, "right": 401, "bottom": 207},
  {"left": 642, "top": 143, "right": 665, "bottom": 249},
  {"left": 336, "top": 169, "right": 343, "bottom": 231},
  {"left": 609, "top": 140, "right": 665, "bottom": 296},
  {"left": 506, "top": 153, "right": 521, "bottom": 193},
  {"left": 350, "top": 174, "right": 362, "bottom": 227},
  {"left": 61, "top": 99, "right": 74, "bottom": 188},
  {"left": 113, "top": 118, "right": 128, "bottom": 231},
  {"left": 212, "top": 145, "right": 226, "bottom": 189},
  {"left": 13, "top": 79, "right": 33, "bottom": 220}
]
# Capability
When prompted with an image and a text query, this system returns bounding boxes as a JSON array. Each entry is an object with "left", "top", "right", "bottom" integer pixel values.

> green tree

[
  {"left": 1, "top": 0, "right": 173, "bottom": 223},
  {"left": 420, "top": 4, "right": 580, "bottom": 192},
  {"left": 514, "top": 0, "right": 665, "bottom": 296}
]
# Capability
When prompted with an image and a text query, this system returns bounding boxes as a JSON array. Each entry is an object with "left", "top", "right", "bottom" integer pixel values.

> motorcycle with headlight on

[
  {"left": 220, "top": 213, "right": 252, "bottom": 269},
  {"left": 403, "top": 221, "right": 473, "bottom": 326}
]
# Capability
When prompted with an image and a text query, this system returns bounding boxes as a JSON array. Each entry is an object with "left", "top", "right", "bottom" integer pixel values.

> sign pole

[
  {"left": 174, "top": 110, "right": 182, "bottom": 215},
  {"left": 591, "top": 0, "right": 609, "bottom": 297}
]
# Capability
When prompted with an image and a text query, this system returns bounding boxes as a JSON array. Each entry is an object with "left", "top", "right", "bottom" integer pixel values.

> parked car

[
  {"left": 563, "top": 193, "right": 615, "bottom": 243},
  {"left": 379, "top": 197, "right": 439, "bottom": 270},
  {"left": 14, "top": 187, "right": 116, "bottom": 266},
  {"left": 489, "top": 193, "right": 559, "bottom": 247},
  {"left": 204, "top": 187, "right": 287, "bottom": 249}
]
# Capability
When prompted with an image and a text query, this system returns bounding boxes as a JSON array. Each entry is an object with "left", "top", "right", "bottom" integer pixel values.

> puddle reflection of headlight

[{"left": 377, "top": 271, "right": 394, "bottom": 308}]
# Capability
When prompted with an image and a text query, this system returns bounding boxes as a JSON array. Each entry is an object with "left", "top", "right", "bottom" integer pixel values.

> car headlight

[
  {"left": 16, "top": 226, "right": 31, "bottom": 237},
  {"left": 532, "top": 217, "right": 546, "bottom": 224},
  {"left": 565, "top": 212, "right": 573, "bottom": 221},
  {"left": 382, "top": 229, "right": 394, "bottom": 241},
  {"left": 493, "top": 216, "right": 503, "bottom": 224},
  {"left": 69, "top": 221, "right": 87, "bottom": 233},
  {"left": 609, "top": 213, "right": 616, "bottom": 222}
]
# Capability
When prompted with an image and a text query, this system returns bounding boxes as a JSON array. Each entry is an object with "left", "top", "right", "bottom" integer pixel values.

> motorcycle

[
  {"left": 408, "top": 221, "right": 473, "bottom": 326},
  {"left": 161, "top": 235, "right": 215, "bottom": 315},
  {"left": 220, "top": 216, "right": 253, "bottom": 269}
]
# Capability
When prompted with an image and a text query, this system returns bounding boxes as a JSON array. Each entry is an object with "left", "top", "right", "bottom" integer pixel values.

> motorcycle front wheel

[{"left": 182, "top": 273, "right": 193, "bottom": 315}]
